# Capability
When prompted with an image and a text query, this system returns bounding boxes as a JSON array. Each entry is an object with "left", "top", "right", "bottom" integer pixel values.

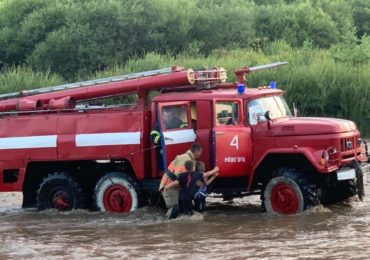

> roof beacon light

[
  {"left": 269, "top": 81, "right": 277, "bottom": 89},
  {"left": 237, "top": 83, "right": 245, "bottom": 94}
]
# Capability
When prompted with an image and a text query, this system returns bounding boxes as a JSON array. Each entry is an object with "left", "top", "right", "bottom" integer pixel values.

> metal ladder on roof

[{"left": 0, "top": 67, "right": 174, "bottom": 100}]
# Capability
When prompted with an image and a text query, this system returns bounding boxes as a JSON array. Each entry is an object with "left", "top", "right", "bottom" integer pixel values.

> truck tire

[
  {"left": 356, "top": 168, "right": 364, "bottom": 201},
  {"left": 321, "top": 161, "right": 364, "bottom": 205},
  {"left": 353, "top": 160, "right": 365, "bottom": 201},
  {"left": 36, "top": 173, "right": 84, "bottom": 211},
  {"left": 94, "top": 172, "right": 138, "bottom": 213},
  {"left": 263, "top": 168, "right": 318, "bottom": 215},
  {"left": 321, "top": 180, "right": 357, "bottom": 205}
]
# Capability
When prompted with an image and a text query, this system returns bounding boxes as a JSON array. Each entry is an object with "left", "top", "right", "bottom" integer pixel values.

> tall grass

[
  {"left": 0, "top": 66, "right": 63, "bottom": 94},
  {"left": 0, "top": 46, "right": 369, "bottom": 136}
]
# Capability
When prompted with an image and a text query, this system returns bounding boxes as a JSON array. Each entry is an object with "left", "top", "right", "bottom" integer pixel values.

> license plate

[{"left": 337, "top": 168, "right": 356, "bottom": 181}]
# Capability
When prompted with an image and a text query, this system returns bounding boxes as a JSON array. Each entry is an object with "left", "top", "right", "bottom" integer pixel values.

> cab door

[
  {"left": 214, "top": 100, "right": 252, "bottom": 177},
  {"left": 158, "top": 101, "right": 196, "bottom": 168}
]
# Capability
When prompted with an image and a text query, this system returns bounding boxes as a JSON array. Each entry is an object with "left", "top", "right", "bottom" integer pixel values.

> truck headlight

[
  {"left": 320, "top": 146, "right": 339, "bottom": 167},
  {"left": 358, "top": 138, "right": 368, "bottom": 157}
]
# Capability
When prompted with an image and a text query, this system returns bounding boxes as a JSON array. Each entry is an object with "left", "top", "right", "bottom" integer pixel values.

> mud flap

[{"left": 351, "top": 160, "right": 365, "bottom": 201}]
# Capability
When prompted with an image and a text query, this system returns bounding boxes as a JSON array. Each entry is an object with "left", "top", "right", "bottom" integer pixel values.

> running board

[{"left": 208, "top": 189, "right": 261, "bottom": 199}]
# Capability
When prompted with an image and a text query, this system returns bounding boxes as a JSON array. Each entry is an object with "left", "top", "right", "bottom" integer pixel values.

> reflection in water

[{"left": 1, "top": 184, "right": 370, "bottom": 259}]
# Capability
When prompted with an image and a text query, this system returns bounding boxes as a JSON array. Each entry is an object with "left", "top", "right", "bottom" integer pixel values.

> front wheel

[
  {"left": 263, "top": 168, "right": 318, "bottom": 215},
  {"left": 94, "top": 172, "right": 138, "bottom": 213}
]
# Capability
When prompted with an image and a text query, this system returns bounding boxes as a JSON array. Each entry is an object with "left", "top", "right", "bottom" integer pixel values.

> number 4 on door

[{"left": 230, "top": 135, "right": 239, "bottom": 150}]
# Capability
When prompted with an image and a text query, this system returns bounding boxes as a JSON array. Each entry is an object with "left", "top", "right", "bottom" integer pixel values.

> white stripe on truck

[
  {"left": 0, "top": 135, "right": 57, "bottom": 149},
  {"left": 163, "top": 129, "right": 196, "bottom": 145},
  {"left": 75, "top": 132, "right": 141, "bottom": 147},
  {"left": 0, "top": 129, "right": 193, "bottom": 150}
]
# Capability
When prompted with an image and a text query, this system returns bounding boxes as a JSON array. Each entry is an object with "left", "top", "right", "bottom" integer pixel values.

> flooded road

[{"left": 1, "top": 184, "right": 370, "bottom": 259}]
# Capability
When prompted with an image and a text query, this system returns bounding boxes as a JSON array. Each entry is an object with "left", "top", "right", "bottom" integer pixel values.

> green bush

[
  {"left": 0, "top": 0, "right": 363, "bottom": 79},
  {"left": 0, "top": 0, "right": 50, "bottom": 66},
  {"left": 254, "top": 2, "right": 340, "bottom": 48},
  {"left": 353, "top": 0, "right": 370, "bottom": 37}
]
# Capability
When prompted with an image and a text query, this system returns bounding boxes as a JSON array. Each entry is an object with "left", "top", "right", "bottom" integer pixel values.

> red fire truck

[{"left": 0, "top": 63, "right": 368, "bottom": 214}]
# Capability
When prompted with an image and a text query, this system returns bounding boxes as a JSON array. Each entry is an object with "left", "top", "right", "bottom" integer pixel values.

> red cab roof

[{"left": 153, "top": 86, "right": 284, "bottom": 102}]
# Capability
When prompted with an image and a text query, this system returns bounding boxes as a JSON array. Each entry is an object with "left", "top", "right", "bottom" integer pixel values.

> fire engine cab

[{"left": 0, "top": 63, "right": 368, "bottom": 215}]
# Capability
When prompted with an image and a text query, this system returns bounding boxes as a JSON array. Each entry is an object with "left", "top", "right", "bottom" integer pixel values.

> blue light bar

[
  {"left": 237, "top": 83, "right": 245, "bottom": 94},
  {"left": 269, "top": 81, "right": 277, "bottom": 89}
]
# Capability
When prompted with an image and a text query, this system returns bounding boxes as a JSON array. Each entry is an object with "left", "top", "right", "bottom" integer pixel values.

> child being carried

[{"left": 165, "top": 160, "right": 219, "bottom": 216}]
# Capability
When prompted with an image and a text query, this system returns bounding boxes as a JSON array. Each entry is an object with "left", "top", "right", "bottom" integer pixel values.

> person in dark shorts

[
  {"left": 165, "top": 161, "right": 219, "bottom": 216},
  {"left": 178, "top": 161, "right": 197, "bottom": 215}
]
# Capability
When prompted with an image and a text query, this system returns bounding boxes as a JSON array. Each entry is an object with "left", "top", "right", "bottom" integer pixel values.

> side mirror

[
  {"left": 256, "top": 111, "right": 271, "bottom": 122},
  {"left": 264, "top": 110, "right": 271, "bottom": 121},
  {"left": 293, "top": 102, "right": 298, "bottom": 117}
]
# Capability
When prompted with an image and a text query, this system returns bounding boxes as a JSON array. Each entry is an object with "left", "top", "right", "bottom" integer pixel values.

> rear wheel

[
  {"left": 36, "top": 172, "right": 84, "bottom": 211},
  {"left": 264, "top": 168, "right": 318, "bottom": 215},
  {"left": 94, "top": 172, "right": 138, "bottom": 213}
]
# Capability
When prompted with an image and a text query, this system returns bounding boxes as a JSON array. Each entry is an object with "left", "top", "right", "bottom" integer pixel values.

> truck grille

[
  {"left": 339, "top": 135, "right": 365, "bottom": 164},
  {"left": 340, "top": 136, "right": 356, "bottom": 152}
]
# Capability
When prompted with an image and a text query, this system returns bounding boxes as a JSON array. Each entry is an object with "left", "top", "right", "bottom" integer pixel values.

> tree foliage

[
  {"left": 0, "top": 0, "right": 367, "bottom": 79},
  {"left": 0, "top": 0, "right": 369, "bottom": 135}
]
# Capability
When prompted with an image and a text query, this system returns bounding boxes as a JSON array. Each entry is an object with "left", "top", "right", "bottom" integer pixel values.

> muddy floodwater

[{"left": 1, "top": 182, "right": 370, "bottom": 260}]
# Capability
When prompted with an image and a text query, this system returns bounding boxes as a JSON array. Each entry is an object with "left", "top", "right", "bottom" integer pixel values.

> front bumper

[
  {"left": 336, "top": 162, "right": 370, "bottom": 181},
  {"left": 336, "top": 161, "right": 369, "bottom": 200}
]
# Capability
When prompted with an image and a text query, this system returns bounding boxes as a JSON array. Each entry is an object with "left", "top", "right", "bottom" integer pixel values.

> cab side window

[
  {"left": 216, "top": 101, "right": 239, "bottom": 125},
  {"left": 162, "top": 105, "right": 189, "bottom": 130}
]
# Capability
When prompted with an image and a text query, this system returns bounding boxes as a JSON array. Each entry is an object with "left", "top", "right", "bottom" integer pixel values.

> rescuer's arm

[
  {"left": 164, "top": 180, "right": 179, "bottom": 190},
  {"left": 204, "top": 171, "right": 219, "bottom": 186},
  {"left": 203, "top": 166, "right": 219, "bottom": 178}
]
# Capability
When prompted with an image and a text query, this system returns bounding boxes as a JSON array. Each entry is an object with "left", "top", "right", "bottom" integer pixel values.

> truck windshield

[{"left": 248, "top": 96, "right": 292, "bottom": 125}]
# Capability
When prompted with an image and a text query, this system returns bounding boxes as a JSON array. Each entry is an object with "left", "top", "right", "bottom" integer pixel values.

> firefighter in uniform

[
  {"left": 159, "top": 143, "right": 203, "bottom": 218},
  {"left": 150, "top": 122, "right": 164, "bottom": 171}
]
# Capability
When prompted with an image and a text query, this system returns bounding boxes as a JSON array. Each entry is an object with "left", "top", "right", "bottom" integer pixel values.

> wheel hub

[
  {"left": 271, "top": 183, "right": 299, "bottom": 214},
  {"left": 103, "top": 184, "right": 132, "bottom": 212},
  {"left": 52, "top": 190, "right": 71, "bottom": 211}
]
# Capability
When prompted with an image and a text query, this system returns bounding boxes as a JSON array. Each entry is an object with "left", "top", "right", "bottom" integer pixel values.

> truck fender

[{"left": 247, "top": 147, "right": 330, "bottom": 190}]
